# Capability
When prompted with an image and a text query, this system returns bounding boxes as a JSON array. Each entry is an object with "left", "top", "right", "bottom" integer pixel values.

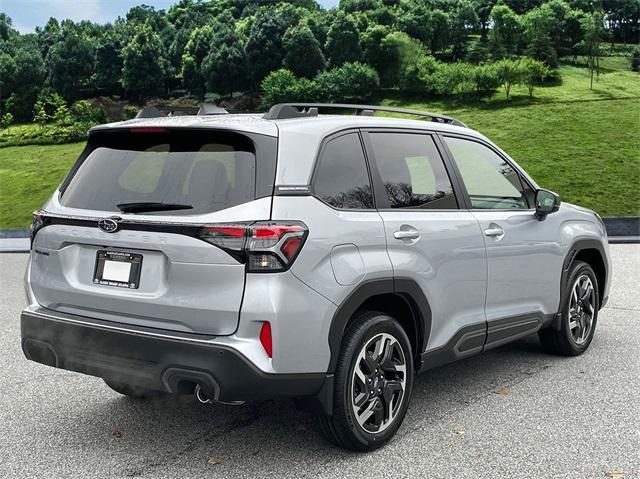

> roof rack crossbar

[{"left": 263, "top": 103, "right": 466, "bottom": 127}]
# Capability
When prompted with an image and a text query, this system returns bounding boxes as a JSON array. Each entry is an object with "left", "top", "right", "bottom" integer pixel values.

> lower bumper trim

[{"left": 21, "top": 310, "right": 325, "bottom": 402}]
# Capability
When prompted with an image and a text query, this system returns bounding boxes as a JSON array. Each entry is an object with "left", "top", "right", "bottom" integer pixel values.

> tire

[
  {"left": 104, "top": 379, "right": 166, "bottom": 399},
  {"left": 319, "top": 311, "right": 414, "bottom": 451},
  {"left": 539, "top": 261, "right": 599, "bottom": 356}
]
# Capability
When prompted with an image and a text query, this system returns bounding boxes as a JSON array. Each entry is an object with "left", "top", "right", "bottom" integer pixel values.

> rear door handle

[
  {"left": 394, "top": 226, "right": 420, "bottom": 240},
  {"left": 484, "top": 226, "right": 505, "bottom": 237}
]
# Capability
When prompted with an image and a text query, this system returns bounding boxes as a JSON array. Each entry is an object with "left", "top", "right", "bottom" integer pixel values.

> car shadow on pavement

[{"left": 61, "top": 333, "right": 568, "bottom": 476}]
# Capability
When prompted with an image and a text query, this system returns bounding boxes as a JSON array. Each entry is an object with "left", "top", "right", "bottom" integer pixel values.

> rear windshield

[{"left": 60, "top": 129, "right": 257, "bottom": 215}]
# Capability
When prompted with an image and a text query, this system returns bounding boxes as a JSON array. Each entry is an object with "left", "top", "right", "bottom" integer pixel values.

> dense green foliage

[
  {"left": 3, "top": 63, "right": 638, "bottom": 227},
  {"left": 0, "top": 1, "right": 637, "bottom": 121}
]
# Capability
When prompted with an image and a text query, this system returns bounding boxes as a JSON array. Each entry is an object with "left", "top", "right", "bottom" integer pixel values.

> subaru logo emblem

[{"left": 98, "top": 218, "right": 119, "bottom": 233}]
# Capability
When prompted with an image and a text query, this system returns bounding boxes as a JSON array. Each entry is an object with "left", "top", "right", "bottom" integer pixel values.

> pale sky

[{"left": 1, "top": 0, "right": 340, "bottom": 34}]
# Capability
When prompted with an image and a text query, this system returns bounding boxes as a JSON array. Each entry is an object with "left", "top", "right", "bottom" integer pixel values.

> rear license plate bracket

[{"left": 93, "top": 250, "right": 143, "bottom": 289}]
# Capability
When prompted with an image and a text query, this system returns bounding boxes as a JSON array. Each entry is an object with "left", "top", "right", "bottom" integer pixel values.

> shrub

[
  {"left": 331, "top": 62, "right": 379, "bottom": 100},
  {"left": 474, "top": 63, "right": 501, "bottom": 98},
  {"left": 123, "top": 105, "right": 140, "bottom": 120},
  {"left": 494, "top": 59, "right": 523, "bottom": 100},
  {"left": 71, "top": 100, "right": 107, "bottom": 124},
  {"left": 315, "top": 62, "right": 379, "bottom": 102},
  {"left": 631, "top": 46, "right": 640, "bottom": 72},
  {"left": 432, "top": 62, "right": 476, "bottom": 98},
  {"left": 519, "top": 58, "right": 551, "bottom": 97},
  {"left": 401, "top": 54, "right": 439, "bottom": 94},
  {"left": 261, "top": 69, "right": 320, "bottom": 107},
  {"left": 0, "top": 112, "right": 14, "bottom": 130}
]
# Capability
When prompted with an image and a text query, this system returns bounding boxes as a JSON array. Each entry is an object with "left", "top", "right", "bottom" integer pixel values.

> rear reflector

[{"left": 259, "top": 322, "right": 273, "bottom": 358}]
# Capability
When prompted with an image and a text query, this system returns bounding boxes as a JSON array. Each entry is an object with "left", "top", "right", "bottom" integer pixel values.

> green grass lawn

[
  {"left": 0, "top": 142, "right": 83, "bottom": 229},
  {"left": 0, "top": 60, "right": 638, "bottom": 229},
  {"left": 381, "top": 61, "right": 640, "bottom": 217}
]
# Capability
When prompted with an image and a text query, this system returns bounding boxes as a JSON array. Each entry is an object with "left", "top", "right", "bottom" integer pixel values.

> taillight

[
  {"left": 30, "top": 210, "right": 45, "bottom": 247},
  {"left": 198, "top": 221, "right": 308, "bottom": 272}
]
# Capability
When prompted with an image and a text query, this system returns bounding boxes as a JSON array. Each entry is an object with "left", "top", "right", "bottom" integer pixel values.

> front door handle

[
  {"left": 394, "top": 226, "right": 420, "bottom": 241},
  {"left": 484, "top": 225, "right": 505, "bottom": 237}
]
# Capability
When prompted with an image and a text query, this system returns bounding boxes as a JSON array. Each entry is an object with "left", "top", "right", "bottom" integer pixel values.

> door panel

[
  {"left": 364, "top": 131, "right": 487, "bottom": 353},
  {"left": 442, "top": 135, "right": 564, "bottom": 323},
  {"left": 472, "top": 210, "right": 564, "bottom": 321},
  {"left": 380, "top": 211, "right": 487, "bottom": 351}
]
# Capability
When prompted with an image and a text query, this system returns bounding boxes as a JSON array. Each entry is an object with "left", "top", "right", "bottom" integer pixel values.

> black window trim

[
  {"left": 438, "top": 132, "right": 537, "bottom": 212},
  {"left": 360, "top": 127, "right": 466, "bottom": 212},
  {"left": 309, "top": 128, "right": 378, "bottom": 212}
]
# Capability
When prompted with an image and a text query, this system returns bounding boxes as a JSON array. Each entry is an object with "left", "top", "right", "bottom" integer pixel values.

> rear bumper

[{"left": 21, "top": 308, "right": 325, "bottom": 403}]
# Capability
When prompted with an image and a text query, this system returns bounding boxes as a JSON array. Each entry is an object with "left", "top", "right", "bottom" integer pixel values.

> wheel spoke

[
  {"left": 373, "top": 336, "right": 387, "bottom": 361},
  {"left": 354, "top": 392, "right": 368, "bottom": 408},
  {"left": 356, "top": 398, "right": 377, "bottom": 427}
]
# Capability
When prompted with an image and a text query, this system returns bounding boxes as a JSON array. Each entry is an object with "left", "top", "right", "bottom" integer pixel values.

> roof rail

[
  {"left": 198, "top": 103, "right": 228, "bottom": 115},
  {"left": 263, "top": 103, "right": 466, "bottom": 127},
  {"left": 134, "top": 103, "right": 228, "bottom": 119},
  {"left": 135, "top": 106, "right": 164, "bottom": 119}
]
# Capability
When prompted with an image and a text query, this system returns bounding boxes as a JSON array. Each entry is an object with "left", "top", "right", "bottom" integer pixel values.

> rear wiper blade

[{"left": 116, "top": 202, "right": 194, "bottom": 213}]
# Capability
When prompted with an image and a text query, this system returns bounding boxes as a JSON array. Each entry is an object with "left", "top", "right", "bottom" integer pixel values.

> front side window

[
  {"left": 60, "top": 130, "right": 257, "bottom": 215},
  {"left": 313, "top": 133, "right": 374, "bottom": 209},
  {"left": 444, "top": 137, "right": 528, "bottom": 210},
  {"left": 369, "top": 132, "right": 457, "bottom": 209}
]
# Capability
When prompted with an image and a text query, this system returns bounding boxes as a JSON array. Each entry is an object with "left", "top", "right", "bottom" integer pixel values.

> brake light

[
  {"left": 259, "top": 322, "right": 273, "bottom": 358},
  {"left": 130, "top": 127, "right": 166, "bottom": 133},
  {"left": 198, "top": 221, "right": 308, "bottom": 272}
]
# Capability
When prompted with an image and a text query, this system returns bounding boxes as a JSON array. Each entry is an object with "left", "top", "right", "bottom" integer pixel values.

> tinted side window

[
  {"left": 444, "top": 137, "right": 528, "bottom": 210},
  {"left": 369, "top": 133, "right": 457, "bottom": 209},
  {"left": 313, "top": 133, "right": 374, "bottom": 209}
]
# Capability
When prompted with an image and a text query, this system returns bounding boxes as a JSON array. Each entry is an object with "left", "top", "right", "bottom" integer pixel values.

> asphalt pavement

[{"left": 0, "top": 246, "right": 638, "bottom": 479}]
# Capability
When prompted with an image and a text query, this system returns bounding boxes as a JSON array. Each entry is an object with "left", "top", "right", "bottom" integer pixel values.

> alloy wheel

[
  {"left": 350, "top": 332, "right": 407, "bottom": 433},
  {"left": 568, "top": 274, "right": 596, "bottom": 345}
]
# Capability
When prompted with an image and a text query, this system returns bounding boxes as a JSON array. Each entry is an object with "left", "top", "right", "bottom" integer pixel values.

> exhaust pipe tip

[
  {"left": 194, "top": 383, "right": 245, "bottom": 406},
  {"left": 195, "top": 384, "right": 213, "bottom": 404}
]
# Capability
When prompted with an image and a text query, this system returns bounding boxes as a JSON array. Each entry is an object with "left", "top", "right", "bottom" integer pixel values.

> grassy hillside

[
  {"left": 0, "top": 61, "right": 638, "bottom": 229},
  {"left": 0, "top": 143, "right": 83, "bottom": 229}
]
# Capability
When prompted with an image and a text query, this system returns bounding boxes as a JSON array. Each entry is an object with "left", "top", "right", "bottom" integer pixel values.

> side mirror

[{"left": 535, "top": 189, "right": 561, "bottom": 220}]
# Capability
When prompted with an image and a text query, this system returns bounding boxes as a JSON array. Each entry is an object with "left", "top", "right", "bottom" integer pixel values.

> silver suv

[{"left": 21, "top": 103, "right": 611, "bottom": 451}]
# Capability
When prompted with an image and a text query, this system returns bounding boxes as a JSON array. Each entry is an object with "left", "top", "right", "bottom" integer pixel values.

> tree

[
  {"left": 3, "top": 39, "right": 45, "bottom": 119},
  {"left": 181, "top": 25, "right": 214, "bottom": 99},
  {"left": 523, "top": 6, "right": 558, "bottom": 66},
  {"left": 44, "top": 29, "right": 94, "bottom": 100},
  {"left": 283, "top": 24, "right": 325, "bottom": 79},
  {"left": 202, "top": 17, "right": 249, "bottom": 96},
  {"left": 94, "top": 34, "right": 123, "bottom": 94},
  {"left": 379, "top": 31, "right": 424, "bottom": 88},
  {"left": 450, "top": 1, "right": 479, "bottom": 60},
  {"left": 122, "top": 26, "right": 167, "bottom": 100},
  {"left": 0, "top": 52, "right": 16, "bottom": 115},
  {"left": 325, "top": 12, "right": 361, "bottom": 68},
  {"left": 494, "top": 58, "right": 523, "bottom": 99},
  {"left": 578, "top": 11, "right": 607, "bottom": 89},
  {"left": 489, "top": 4, "right": 522, "bottom": 58},
  {"left": 245, "top": 7, "right": 291, "bottom": 85}
]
